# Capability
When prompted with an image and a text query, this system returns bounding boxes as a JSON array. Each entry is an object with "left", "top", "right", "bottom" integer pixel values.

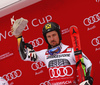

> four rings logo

[
  {"left": 96, "top": 0, "right": 100, "bottom": 2},
  {"left": 2, "top": 69, "right": 22, "bottom": 81},
  {"left": 49, "top": 66, "right": 73, "bottom": 78},
  {"left": 31, "top": 61, "right": 46, "bottom": 71},
  {"left": 91, "top": 36, "right": 100, "bottom": 46},
  {"left": 83, "top": 12, "right": 100, "bottom": 26},
  {"left": 29, "top": 37, "right": 44, "bottom": 48},
  {"left": 40, "top": 80, "right": 51, "bottom": 85}
]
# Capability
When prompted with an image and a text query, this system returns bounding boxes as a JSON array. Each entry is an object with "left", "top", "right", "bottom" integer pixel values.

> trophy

[{"left": 11, "top": 16, "right": 28, "bottom": 36}]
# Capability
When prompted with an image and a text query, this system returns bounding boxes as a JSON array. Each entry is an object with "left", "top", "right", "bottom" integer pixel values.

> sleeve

[
  {"left": 17, "top": 36, "right": 38, "bottom": 61},
  {"left": 82, "top": 53, "right": 93, "bottom": 85},
  {"left": 72, "top": 48, "right": 93, "bottom": 78},
  {"left": 82, "top": 53, "right": 93, "bottom": 78}
]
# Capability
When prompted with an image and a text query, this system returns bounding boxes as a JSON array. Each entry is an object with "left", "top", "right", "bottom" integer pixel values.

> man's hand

[
  {"left": 11, "top": 27, "right": 22, "bottom": 38},
  {"left": 79, "top": 80, "right": 90, "bottom": 85}
]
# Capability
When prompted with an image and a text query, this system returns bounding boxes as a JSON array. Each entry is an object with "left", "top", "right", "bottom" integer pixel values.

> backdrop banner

[{"left": 0, "top": 0, "right": 100, "bottom": 85}]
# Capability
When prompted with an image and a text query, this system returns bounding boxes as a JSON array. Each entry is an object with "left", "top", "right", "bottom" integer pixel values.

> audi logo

[
  {"left": 40, "top": 80, "right": 51, "bottom": 85},
  {"left": 49, "top": 66, "right": 73, "bottom": 78},
  {"left": 91, "top": 36, "right": 100, "bottom": 46},
  {"left": 31, "top": 61, "right": 46, "bottom": 71},
  {"left": 96, "top": 0, "right": 100, "bottom": 2},
  {"left": 28, "top": 37, "right": 44, "bottom": 48},
  {"left": 83, "top": 12, "right": 100, "bottom": 26},
  {"left": 2, "top": 69, "right": 22, "bottom": 81}
]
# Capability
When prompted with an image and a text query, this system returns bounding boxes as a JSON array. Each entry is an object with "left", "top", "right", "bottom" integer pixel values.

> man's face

[{"left": 46, "top": 31, "right": 60, "bottom": 47}]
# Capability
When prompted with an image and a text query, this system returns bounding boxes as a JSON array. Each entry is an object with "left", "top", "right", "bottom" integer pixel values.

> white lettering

[
  {"left": 0, "top": 27, "right": 30, "bottom": 42},
  {"left": 32, "top": 18, "right": 39, "bottom": 27},
  {"left": 32, "top": 15, "right": 52, "bottom": 27},
  {"left": 62, "top": 28, "right": 70, "bottom": 34},
  {"left": 0, "top": 15, "right": 53, "bottom": 42},
  {"left": 0, "top": 31, "right": 6, "bottom": 41},
  {"left": 8, "top": 31, "right": 13, "bottom": 37},
  {"left": 45, "top": 15, "right": 52, "bottom": 22},
  {"left": 87, "top": 25, "right": 96, "bottom": 31},
  {"left": 35, "top": 70, "right": 43, "bottom": 75},
  {"left": 95, "top": 47, "right": 100, "bottom": 51},
  {"left": 39, "top": 18, "right": 45, "bottom": 24},
  {"left": 0, "top": 52, "right": 14, "bottom": 60},
  {"left": 52, "top": 81, "right": 72, "bottom": 85}
]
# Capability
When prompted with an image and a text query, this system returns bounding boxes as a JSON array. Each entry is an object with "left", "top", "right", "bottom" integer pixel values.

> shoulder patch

[{"left": 66, "top": 48, "right": 72, "bottom": 52}]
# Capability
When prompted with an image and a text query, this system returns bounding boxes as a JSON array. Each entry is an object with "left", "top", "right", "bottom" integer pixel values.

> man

[{"left": 11, "top": 22, "right": 93, "bottom": 85}]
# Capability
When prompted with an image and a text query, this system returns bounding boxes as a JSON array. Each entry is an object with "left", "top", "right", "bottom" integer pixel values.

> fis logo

[{"left": 45, "top": 23, "right": 51, "bottom": 29}]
